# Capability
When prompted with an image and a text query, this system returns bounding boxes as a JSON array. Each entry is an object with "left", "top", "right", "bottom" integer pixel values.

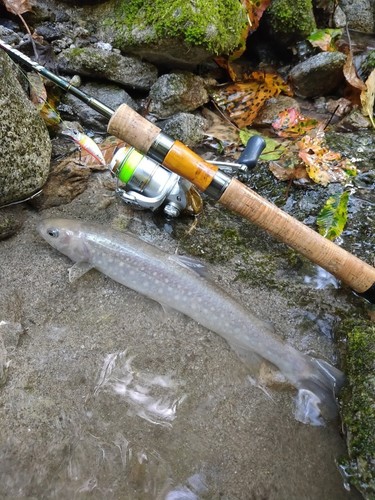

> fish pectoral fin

[
  {"left": 169, "top": 255, "right": 208, "bottom": 277},
  {"left": 160, "top": 302, "right": 177, "bottom": 318},
  {"left": 68, "top": 262, "right": 93, "bottom": 283}
]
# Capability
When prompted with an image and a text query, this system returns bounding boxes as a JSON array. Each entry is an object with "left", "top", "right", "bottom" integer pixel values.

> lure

[{"left": 62, "top": 129, "right": 106, "bottom": 165}]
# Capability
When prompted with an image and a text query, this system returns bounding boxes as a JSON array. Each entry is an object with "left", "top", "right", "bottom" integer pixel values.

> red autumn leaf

[
  {"left": 242, "top": 0, "right": 271, "bottom": 35},
  {"left": 272, "top": 108, "right": 319, "bottom": 138},
  {"left": 1, "top": 0, "right": 32, "bottom": 15}
]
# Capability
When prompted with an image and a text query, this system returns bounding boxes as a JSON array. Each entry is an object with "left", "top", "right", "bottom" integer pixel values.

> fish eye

[{"left": 47, "top": 228, "right": 59, "bottom": 238}]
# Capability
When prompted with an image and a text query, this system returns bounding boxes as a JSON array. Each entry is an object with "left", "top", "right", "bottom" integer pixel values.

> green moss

[
  {"left": 336, "top": 319, "right": 375, "bottom": 498},
  {"left": 267, "top": 0, "right": 316, "bottom": 40},
  {"left": 107, "top": 0, "right": 247, "bottom": 55},
  {"left": 361, "top": 50, "right": 375, "bottom": 79}
]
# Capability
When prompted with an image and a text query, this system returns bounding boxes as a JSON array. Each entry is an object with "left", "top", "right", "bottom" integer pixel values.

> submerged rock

[
  {"left": 337, "top": 319, "right": 375, "bottom": 499},
  {"left": 0, "top": 52, "right": 51, "bottom": 206}
]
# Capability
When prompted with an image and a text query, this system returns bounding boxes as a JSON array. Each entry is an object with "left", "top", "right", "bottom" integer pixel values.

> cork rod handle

[
  {"left": 108, "top": 104, "right": 375, "bottom": 299},
  {"left": 220, "top": 179, "right": 375, "bottom": 294}
]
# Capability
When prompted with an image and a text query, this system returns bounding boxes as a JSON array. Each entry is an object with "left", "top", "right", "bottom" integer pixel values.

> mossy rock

[
  {"left": 99, "top": 0, "right": 248, "bottom": 67},
  {"left": 336, "top": 318, "right": 375, "bottom": 499},
  {"left": 265, "top": 0, "right": 316, "bottom": 44}
]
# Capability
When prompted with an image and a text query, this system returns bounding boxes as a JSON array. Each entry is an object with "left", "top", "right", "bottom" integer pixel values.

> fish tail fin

[{"left": 295, "top": 358, "right": 345, "bottom": 426}]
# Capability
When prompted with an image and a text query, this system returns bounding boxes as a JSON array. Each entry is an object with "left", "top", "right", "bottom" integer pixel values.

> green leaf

[
  {"left": 239, "top": 128, "right": 286, "bottom": 161},
  {"left": 317, "top": 191, "right": 350, "bottom": 240},
  {"left": 307, "top": 29, "right": 342, "bottom": 51}
]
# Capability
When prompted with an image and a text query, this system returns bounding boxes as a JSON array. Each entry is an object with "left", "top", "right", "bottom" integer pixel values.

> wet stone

[
  {"left": 149, "top": 72, "right": 209, "bottom": 119},
  {"left": 289, "top": 52, "right": 347, "bottom": 98},
  {"left": 159, "top": 112, "right": 209, "bottom": 147}
]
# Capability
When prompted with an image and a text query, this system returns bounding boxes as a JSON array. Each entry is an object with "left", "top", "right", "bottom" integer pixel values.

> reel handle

[
  {"left": 238, "top": 135, "right": 266, "bottom": 169},
  {"left": 108, "top": 103, "right": 375, "bottom": 302}
]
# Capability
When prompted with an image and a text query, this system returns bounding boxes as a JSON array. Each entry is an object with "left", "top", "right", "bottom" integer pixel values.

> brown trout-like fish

[{"left": 38, "top": 218, "right": 345, "bottom": 424}]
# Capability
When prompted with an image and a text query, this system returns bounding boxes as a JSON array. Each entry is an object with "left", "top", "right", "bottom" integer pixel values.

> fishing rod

[{"left": 1, "top": 39, "right": 374, "bottom": 303}]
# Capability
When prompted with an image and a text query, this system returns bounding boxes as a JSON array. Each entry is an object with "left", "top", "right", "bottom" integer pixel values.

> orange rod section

[
  {"left": 163, "top": 141, "right": 218, "bottom": 191},
  {"left": 219, "top": 178, "right": 375, "bottom": 293}
]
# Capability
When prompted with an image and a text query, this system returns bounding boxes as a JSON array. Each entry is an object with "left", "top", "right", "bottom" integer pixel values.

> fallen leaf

[
  {"left": 360, "top": 68, "right": 375, "bottom": 128},
  {"left": 307, "top": 29, "right": 342, "bottom": 52},
  {"left": 272, "top": 108, "right": 318, "bottom": 138},
  {"left": 269, "top": 160, "right": 308, "bottom": 181},
  {"left": 201, "top": 108, "right": 240, "bottom": 144},
  {"left": 28, "top": 72, "right": 47, "bottom": 111},
  {"left": 240, "top": 128, "right": 287, "bottom": 161},
  {"left": 1, "top": 0, "right": 32, "bottom": 15},
  {"left": 211, "top": 71, "right": 292, "bottom": 128},
  {"left": 297, "top": 129, "right": 357, "bottom": 186},
  {"left": 317, "top": 191, "right": 349, "bottom": 240},
  {"left": 343, "top": 50, "right": 366, "bottom": 92}
]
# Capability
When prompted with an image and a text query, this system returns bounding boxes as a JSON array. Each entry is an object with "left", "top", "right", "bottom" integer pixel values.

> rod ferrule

[
  {"left": 205, "top": 170, "right": 231, "bottom": 200},
  {"left": 148, "top": 133, "right": 174, "bottom": 163}
]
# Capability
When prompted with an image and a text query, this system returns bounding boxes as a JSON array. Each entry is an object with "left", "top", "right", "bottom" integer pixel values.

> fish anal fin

[{"left": 68, "top": 262, "right": 93, "bottom": 283}]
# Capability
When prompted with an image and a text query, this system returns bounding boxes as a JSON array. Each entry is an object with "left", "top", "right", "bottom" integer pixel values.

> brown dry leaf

[
  {"left": 360, "top": 68, "right": 375, "bottom": 128},
  {"left": 269, "top": 161, "right": 308, "bottom": 181},
  {"left": 343, "top": 50, "right": 366, "bottom": 91},
  {"left": 201, "top": 108, "right": 240, "bottom": 144},
  {"left": 28, "top": 73, "right": 47, "bottom": 111},
  {"left": 2, "top": 0, "right": 33, "bottom": 15},
  {"left": 211, "top": 71, "right": 292, "bottom": 128}
]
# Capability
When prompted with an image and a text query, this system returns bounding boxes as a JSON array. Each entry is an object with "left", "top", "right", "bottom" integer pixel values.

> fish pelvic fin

[
  {"left": 295, "top": 358, "right": 345, "bottom": 426},
  {"left": 68, "top": 262, "right": 94, "bottom": 283}
]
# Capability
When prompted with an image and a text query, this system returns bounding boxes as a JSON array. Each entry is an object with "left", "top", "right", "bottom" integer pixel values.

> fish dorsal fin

[
  {"left": 68, "top": 262, "right": 93, "bottom": 283},
  {"left": 169, "top": 254, "right": 207, "bottom": 277}
]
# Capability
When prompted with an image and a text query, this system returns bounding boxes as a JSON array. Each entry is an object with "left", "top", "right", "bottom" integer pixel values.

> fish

[
  {"left": 62, "top": 129, "right": 106, "bottom": 165},
  {"left": 37, "top": 218, "right": 345, "bottom": 424}
]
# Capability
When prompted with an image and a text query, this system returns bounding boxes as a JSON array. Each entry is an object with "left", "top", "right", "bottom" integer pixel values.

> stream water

[{"left": 0, "top": 176, "right": 364, "bottom": 499}]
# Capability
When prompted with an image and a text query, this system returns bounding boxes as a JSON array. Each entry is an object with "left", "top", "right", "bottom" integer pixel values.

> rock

[
  {"left": 60, "top": 81, "right": 139, "bottom": 131},
  {"left": 0, "top": 25, "right": 22, "bottom": 45},
  {"left": 30, "top": 158, "right": 98, "bottom": 209},
  {"left": 334, "top": 109, "right": 372, "bottom": 132},
  {"left": 265, "top": 0, "right": 316, "bottom": 44},
  {"left": 96, "top": 0, "right": 248, "bottom": 68},
  {"left": 149, "top": 72, "right": 209, "bottom": 119},
  {"left": 339, "top": 0, "right": 375, "bottom": 34},
  {"left": 159, "top": 112, "right": 208, "bottom": 147},
  {"left": 58, "top": 46, "right": 158, "bottom": 91},
  {"left": 253, "top": 96, "right": 301, "bottom": 127},
  {"left": 0, "top": 207, "right": 25, "bottom": 241},
  {"left": 288, "top": 52, "right": 347, "bottom": 98},
  {"left": 0, "top": 52, "right": 51, "bottom": 206}
]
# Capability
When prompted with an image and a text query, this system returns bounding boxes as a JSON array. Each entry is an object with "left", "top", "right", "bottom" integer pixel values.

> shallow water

[{"left": 0, "top": 182, "right": 363, "bottom": 499}]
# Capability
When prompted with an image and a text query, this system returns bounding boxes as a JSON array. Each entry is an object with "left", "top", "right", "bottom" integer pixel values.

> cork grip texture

[
  {"left": 108, "top": 104, "right": 161, "bottom": 152},
  {"left": 163, "top": 141, "right": 218, "bottom": 191},
  {"left": 220, "top": 179, "right": 375, "bottom": 293}
]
